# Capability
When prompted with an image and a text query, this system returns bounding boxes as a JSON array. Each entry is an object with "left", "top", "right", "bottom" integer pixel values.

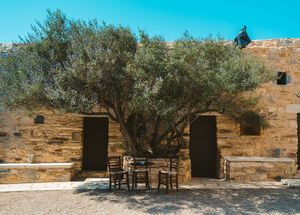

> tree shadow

[{"left": 75, "top": 182, "right": 300, "bottom": 214}]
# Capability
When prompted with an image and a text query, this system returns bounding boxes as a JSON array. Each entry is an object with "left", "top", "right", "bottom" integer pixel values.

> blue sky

[{"left": 0, "top": 0, "right": 299, "bottom": 43}]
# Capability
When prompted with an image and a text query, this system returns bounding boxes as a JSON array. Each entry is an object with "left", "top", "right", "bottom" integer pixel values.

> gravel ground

[{"left": 0, "top": 188, "right": 299, "bottom": 215}]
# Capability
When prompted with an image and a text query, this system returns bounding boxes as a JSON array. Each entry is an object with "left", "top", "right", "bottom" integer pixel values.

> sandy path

[{"left": 0, "top": 188, "right": 299, "bottom": 215}]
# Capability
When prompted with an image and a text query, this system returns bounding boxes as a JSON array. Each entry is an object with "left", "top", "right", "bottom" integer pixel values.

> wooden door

[
  {"left": 189, "top": 116, "right": 217, "bottom": 177},
  {"left": 82, "top": 117, "right": 108, "bottom": 171}
]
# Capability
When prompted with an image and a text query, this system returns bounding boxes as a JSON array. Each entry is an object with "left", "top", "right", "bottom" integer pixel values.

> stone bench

[
  {"left": 0, "top": 163, "right": 74, "bottom": 184},
  {"left": 224, "top": 156, "right": 297, "bottom": 182}
]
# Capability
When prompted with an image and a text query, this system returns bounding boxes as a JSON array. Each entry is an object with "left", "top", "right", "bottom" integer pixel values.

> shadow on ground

[{"left": 75, "top": 182, "right": 300, "bottom": 214}]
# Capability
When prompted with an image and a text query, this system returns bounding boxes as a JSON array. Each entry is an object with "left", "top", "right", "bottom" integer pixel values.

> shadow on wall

[{"left": 74, "top": 187, "right": 300, "bottom": 214}]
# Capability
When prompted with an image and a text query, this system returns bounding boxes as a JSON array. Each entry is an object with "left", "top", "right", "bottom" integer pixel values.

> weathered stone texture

[
  {"left": 0, "top": 110, "right": 83, "bottom": 173},
  {"left": 0, "top": 110, "right": 126, "bottom": 181},
  {"left": 108, "top": 119, "right": 126, "bottom": 156},
  {"left": 224, "top": 156, "right": 296, "bottom": 181},
  {"left": 216, "top": 39, "right": 300, "bottom": 179},
  {"left": 0, "top": 168, "right": 72, "bottom": 184}
]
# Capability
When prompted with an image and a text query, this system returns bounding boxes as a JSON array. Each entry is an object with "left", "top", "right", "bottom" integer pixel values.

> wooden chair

[
  {"left": 131, "top": 157, "right": 150, "bottom": 190},
  {"left": 107, "top": 156, "right": 130, "bottom": 192},
  {"left": 157, "top": 157, "right": 179, "bottom": 193}
]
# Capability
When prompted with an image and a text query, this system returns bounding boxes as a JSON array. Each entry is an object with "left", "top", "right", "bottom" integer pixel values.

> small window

[
  {"left": 34, "top": 115, "right": 45, "bottom": 124},
  {"left": 240, "top": 111, "right": 261, "bottom": 136},
  {"left": 240, "top": 122, "right": 261, "bottom": 135},
  {"left": 277, "top": 72, "right": 287, "bottom": 85}
]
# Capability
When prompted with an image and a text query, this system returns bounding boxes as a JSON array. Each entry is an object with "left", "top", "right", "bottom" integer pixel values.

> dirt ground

[{"left": 0, "top": 188, "right": 299, "bottom": 215}]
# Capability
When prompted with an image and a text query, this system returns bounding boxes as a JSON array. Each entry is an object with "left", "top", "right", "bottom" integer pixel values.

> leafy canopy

[{"left": 0, "top": 10, "right": 271, "bottom": 156}]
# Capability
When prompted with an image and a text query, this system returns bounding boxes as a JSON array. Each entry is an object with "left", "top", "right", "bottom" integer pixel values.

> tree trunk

[{"left": 112, "top": 102, "right": 139, "bottom": 155}]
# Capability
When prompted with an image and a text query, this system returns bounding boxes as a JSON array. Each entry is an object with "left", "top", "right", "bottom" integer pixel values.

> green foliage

[
  {"left": 0, "top": 10, "right": 271, "bottom": 156},
  {"left": 225, "top": 95, "right": 270, "bottom": 129}
]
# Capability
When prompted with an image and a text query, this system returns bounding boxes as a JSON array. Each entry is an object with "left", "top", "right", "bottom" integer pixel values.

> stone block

[
  {"left": 256, "top": 166, "right": 269, "bottom": 173},
  {"left": 225, "top": 156, "right": 296, "bottom": 182},
  {"left": 250, "top": 174, "right": 268, "bottom": 181},
  {"left": 0, "top": 131, "right": 8, "bottom": 137},
  {"left": 279, "top": 39, "right": 293, "bottom": 46},
  {"left": 71, "top": 132, "right": 81, "bottom": 141},
  {"left": 19, "top": 117, "right": 33, "bottom": 125},
  {"left": 48, "top": 137, "right": 69, "bottom": 145},
  {"left": 13, "top": 132, "right": 22, "bottom": 137}
]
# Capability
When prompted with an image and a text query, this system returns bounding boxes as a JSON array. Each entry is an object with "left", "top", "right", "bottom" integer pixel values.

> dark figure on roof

[{"left": 234, "top": 26, "right": 251, "bottom": 48}]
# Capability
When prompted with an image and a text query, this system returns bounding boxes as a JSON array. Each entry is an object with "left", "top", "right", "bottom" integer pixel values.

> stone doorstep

[{"left": 74, "top": 170, "right": 108, "bottom": 180}]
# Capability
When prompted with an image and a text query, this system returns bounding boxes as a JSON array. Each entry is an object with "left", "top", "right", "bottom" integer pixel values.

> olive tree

[{"left": 0, "top": 10, "right": 270, "bottom": 156}]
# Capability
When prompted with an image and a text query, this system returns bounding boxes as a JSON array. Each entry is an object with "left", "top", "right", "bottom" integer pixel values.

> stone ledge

[
  {"left": 285, "top": 104, "right": 300, "bottom": 113},
  {"left": 224, "top": 156, "right": 297, "bottom": 182},
  {"left": 0, "top": 163, "right": 74, "bottom": 169},
  {"left": 281, "top": 179, "right": 300, "bottom": 187},
  {"left": 224, "top": 156, "right": 294, "bottom": 163}
]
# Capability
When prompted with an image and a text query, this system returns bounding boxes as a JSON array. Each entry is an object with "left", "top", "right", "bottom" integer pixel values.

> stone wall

[
  {"left": 0, "top": 110, "right": 83, "bottom": 173},
  {"left": 216, "top": 39, "right": 300, "bottom": 178},
  {"left": 0, "top": 163, "right": 73, "bottom": 183},
  {"left": 224, "top": 156, "right": 296, "bottom": 181},
  {"left": 0, "top": 109, "right": 126, "bottom": 178}
]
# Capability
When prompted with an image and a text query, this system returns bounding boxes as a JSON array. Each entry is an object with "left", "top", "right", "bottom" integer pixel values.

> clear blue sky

[{"left": 1, "top": 0, "right": 299, "bottom": 43}]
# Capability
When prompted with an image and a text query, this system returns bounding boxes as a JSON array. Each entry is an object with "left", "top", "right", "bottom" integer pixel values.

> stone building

[{"left": 0, "top": 39, "right": 300, "bottom": 183}]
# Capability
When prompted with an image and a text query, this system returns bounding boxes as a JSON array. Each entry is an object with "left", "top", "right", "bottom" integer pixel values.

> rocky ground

[{"left": 0, "top": 188, "right": 299, "bottom": 215}]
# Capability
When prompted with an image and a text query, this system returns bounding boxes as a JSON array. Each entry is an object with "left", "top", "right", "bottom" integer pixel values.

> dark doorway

[
  {"left": 189, "top": 116, "right": 218, "bottom": 177},
  {"left": 82, "top": 117, "right": 109, "bottom": 171},
  {"left": 297, "top": 114, "right": 300, "bottom": 170}
]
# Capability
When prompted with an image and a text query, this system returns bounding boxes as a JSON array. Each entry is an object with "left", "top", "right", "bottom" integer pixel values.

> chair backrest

[
  {"left": 133, "top": 157, "right": 148, "bottom": 170},
  {"left": 169, "top": 157, "right": 179, "bottom": 172},
  {"left": 108, "top": 156, "right": 122, "bottom": 172}
]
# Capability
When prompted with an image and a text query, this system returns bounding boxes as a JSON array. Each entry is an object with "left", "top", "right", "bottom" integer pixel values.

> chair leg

[
  {"left": 135, "top": 173, "right": 137, "bottom": 188},
  {"left": 145, "top": 172, "right": 148, "bottom": 189},
  {"left": 109, "top": 175, "right": 112, "bottom": 192},
  {"left": 132, "top": 172, "right": 135, "bottom": 191},
  {"left": 165, "top": 173, "right": 169, "bottom": 194},
  {"left": 118, "top": 174, "right": 121, "bottom": 190},
  {"left": 146, "top": 171, "right": 150, "bottom": 189},
  {"left": 157, "top": 172, "right": 161, "bottom": 191},
  {"left": 148, "top": 172, "right": 151, "bottom": 190},
  {"left": 126, "top": 172, "right": 130, "bottom": 191},
  {"left": 170, "top": 175, "right": 173, "bottom": 189},
  {"left": 113, "top": 175, "right": 117, "bottom": 192},
  {"left": 176, "top": 174, "right": 179, "bottom": 191}
]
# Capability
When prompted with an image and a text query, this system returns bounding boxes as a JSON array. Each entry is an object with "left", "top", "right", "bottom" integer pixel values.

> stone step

[{"left": 74, "top": 170, "right": 108, "bottom": 180}]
